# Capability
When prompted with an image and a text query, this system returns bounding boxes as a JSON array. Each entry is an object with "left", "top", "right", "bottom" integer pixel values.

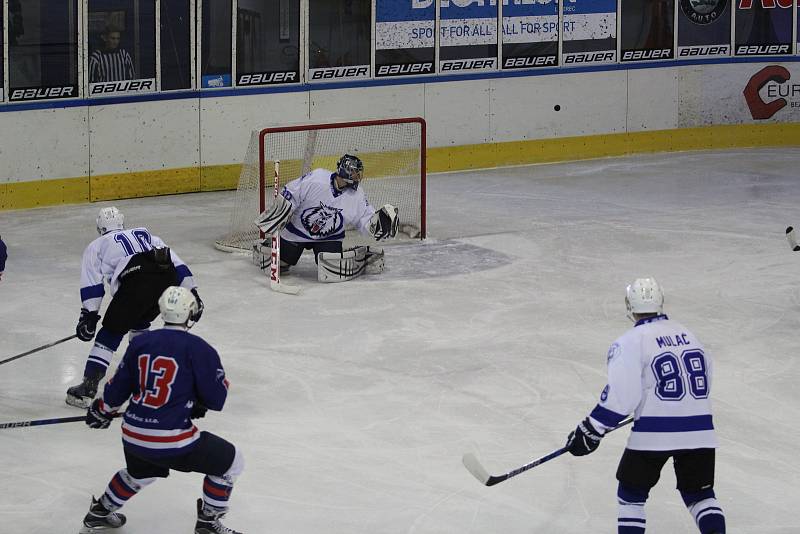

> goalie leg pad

[
  {"left": 318, "top": 246, "right": 384, "bottom": 282},
  {"left": 369, "top": 204, "right": 399, "bottom": 241}
]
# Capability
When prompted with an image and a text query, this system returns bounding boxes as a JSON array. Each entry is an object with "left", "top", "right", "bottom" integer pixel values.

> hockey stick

[
  {"left": 786, "top": 226, "right": 799, "bottom": 251},
  {"left": 0, "top": 334, "right": 78, "bottom": 366},
  {"left": 0, "top": 412, "right": 122, "bottom": 430},
  {"left": 269, "top": 160, "right": 301, "bottom": 295},
  {"left": 462, "top": 416, "right": 634, "bottom": 487}
]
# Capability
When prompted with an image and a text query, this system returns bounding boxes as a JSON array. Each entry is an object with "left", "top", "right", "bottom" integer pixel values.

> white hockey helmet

[
  {"left": 625, "top": 277, "right": 664, "bottom": 320},
  {"left": 96, "top": 206, "right": 124, "bottom": 235},
  {"left": 158, "top": 286, "right": 198, "bottom": 326}
]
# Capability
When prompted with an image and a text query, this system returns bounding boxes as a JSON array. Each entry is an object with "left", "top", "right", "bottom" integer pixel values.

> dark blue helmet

[{"left": 336, "top": 154, "right": 364, "bottom": 189}]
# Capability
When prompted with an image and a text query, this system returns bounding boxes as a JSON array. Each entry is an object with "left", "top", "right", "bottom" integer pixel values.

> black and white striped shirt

[{"left": 89, "top": 48, "right": 136, "bottom": 83}]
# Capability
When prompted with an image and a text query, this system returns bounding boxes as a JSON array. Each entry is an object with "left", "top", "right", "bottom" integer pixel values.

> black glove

[
  {"left": 566, "top": 418, "right": 604, "bottom": 456},
  {"left": 190, "top": 288, "right": 204, "bottom": 322},
  {"left": 190, "top": 401, "right": 208, "bottom": 420},
  {"left": 86, "top": 398, "right": 114, "bottom": 429},
  {"left": 76, "top": 308, "right": 101, "bottom": 342}
]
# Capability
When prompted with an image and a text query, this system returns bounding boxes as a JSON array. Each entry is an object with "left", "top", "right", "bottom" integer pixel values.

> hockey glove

[
  {"left": 76, "top": 308, "right": 101, "bottom": 342},
  {"left": 566, "top": 417, "right": 604, "bottom": 456},
  {"left": 190, "top": 401, "right": 208, "bottom": 420},
  {"left": 86, "top": 399, "right": 114, "bottom": 429},
  {"left": 191, "top": 288, "right": 204, "bottom": 322}
]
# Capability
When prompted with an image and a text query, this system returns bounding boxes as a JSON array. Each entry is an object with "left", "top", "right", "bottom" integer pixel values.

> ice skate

[
  {"left": 66, "top": 373, "right": 101, "bottom": 409},
  {"left": 195, "top": 499, "right": 243, "bottom": 534},
  {"left": 79, "top": 496, "right": 126, "bottom": 533}
]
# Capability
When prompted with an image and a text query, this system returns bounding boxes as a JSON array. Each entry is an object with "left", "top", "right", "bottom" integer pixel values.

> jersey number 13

[{"left": 132, "top": 354, "right": 179, "bottom": 408}]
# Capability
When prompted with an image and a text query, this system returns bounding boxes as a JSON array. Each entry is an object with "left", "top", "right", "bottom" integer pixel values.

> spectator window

[
  {"left": 160, "top": 0, "right": 192, "bottom": 91},
  {"left": 308, "top": 0, "right": 371, "bottom": 80},
  {"left": 8, "top": 0, "right": 79, "bottom": 102},
  {"left": 236, "top": 0, "right": 300, "bottom": 86},
  {"left": 201, "top": 0, "right": 232, "bottom": 88},
  {"left": 87, "top": 0, "right": 156, "bottom": 96}
]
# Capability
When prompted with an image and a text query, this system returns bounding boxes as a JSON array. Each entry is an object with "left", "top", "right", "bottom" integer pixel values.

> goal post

[{"left": 215, "top": 117, "right": 427, "bottom": 253}]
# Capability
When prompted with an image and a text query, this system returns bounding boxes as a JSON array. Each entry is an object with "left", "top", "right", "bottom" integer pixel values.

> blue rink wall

[{"left": 2, "top": 58, "right": 800, "bottom": 210}]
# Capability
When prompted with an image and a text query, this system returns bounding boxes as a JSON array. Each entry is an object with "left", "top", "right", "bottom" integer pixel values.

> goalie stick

[
  {"left": 268, "top": 160, "right": 300, "bottom": 295},
  {"left": 462, "top": 416, "right": 634, "bottom": 487},
  {"left": 787, "top": 226, "right": 799, "bottom": 251}
]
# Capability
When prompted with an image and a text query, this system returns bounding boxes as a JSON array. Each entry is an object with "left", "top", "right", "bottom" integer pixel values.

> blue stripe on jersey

[
  {"left": 175, "top": 264, "right": 193, "bottom": 284},
  {"left": 632, "top": 414, "right": 714, "bottom": 433},
  {"left": 80, "top": 283, "right": 105, "bottom": 301},
  {"left": 590, "top": 404, "right": 628, "bottom": 427},
  {"left": 634, "top": 314, "right": 669, "bottom": 327}
]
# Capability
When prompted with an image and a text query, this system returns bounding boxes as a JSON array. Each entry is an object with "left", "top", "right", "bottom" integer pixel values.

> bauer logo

[
  {"left": 503, "top": 56, "right": 557, "bottom": 69},
  {"left": 680, "top": 0, "right": 728, "bottom": 25},
  {"left": 376, "top": 63, "right": 434, "bottom": 77},
  {"left": 564, "top": 52, "right": 616, "bottom": 64},
  {"left": 310, "top": 66, "right": 369, "bottom": 80},
  {"left": 440, "top": 58, "right": 496, "bottom": 71},
  {"left": 736, "top": 44, "right": 790, "bottom": 56},
  {"left": 678, "top": 46, "right": 729, "bottom": 57},
  {"left": 743, "top": 65, "right": 791, "bottom": 120},
  {"left": 90, "top": 79, "right": 155, "bottom": 96},
  {"left": 9, "top": 85, "right": 76, "bottom": 101},
  {"left": 621, "top": 49, "right": 672, "bottom": 61},
  {"left": 237, "top": 71, "right": 298, "bottom": 85}
]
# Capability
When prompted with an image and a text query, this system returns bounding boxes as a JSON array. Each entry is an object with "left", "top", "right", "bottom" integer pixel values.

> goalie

[{"left": 254, "top": 154, "right": 399, "bottom": 282}]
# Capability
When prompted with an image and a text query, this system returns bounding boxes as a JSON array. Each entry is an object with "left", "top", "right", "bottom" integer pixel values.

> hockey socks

[
  {"left": 203, "top": 476, "right": 234, "bottom": 511},
  {"left": 101, "top": 469, "right": 155, "bottom": 511},
  {"left": 682, "top": 489, "right": 726, "bottom": 534},
  {"left": 84, "top": 328, "right": 124, "bottom": 376},
  {"left": 617, "top": 484, "right": 647, "bottom": 534}
]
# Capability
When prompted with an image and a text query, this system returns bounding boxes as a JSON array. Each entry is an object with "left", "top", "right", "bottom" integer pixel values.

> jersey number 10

[{"left": 651, "top": 349, "right": 709, "bottom": 401}]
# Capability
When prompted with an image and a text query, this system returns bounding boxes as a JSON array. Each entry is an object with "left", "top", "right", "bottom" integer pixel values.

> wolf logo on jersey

[{"left": 301, "top": 202, "right": 344, "bottom": 238}]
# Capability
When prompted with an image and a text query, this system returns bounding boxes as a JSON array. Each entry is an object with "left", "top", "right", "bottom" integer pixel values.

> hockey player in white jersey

[
  {"left": 66, "top": 207, "right": 204, "bottom": 409},
  {"left": 254, "top": 154, "right": 398, "bottom": 281},
  {"left": 565, "top": 278, "right": 725, "bottom": 534}
]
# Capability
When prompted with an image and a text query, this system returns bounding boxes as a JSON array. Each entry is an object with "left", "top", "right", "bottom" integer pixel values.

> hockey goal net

[{"left": 215, "top": 117, "right": 426, "bottom": 253}]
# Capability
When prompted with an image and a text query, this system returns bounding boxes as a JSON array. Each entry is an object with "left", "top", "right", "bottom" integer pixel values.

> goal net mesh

[{"left": 215, "top": 118, "right": 425, "bottom": 253}]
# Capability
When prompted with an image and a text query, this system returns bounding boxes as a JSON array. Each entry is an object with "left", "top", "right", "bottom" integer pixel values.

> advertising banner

[
  {"left": 735, "top": 0, "right": 793, "bottom": 56},
  {"left": 502, "top": 0, "right": 559, "bottom": 69},
  {"left": 677, "top": 0, "right": 731, "bottom": 58},
  {"left": 620, "top": 0, "right": 675, "bottom": 62},
  {"left": 562, "top": 0, "right": 617, "bottom": 65},
  {"left": 678, "top": 62, "right": 800, "bottom": 126},
  {"left": 376, "top": 0, "right": 435, "bottom": 77},
  {"left": 440, "top": 0, "right": 498, "bottom": 73}
]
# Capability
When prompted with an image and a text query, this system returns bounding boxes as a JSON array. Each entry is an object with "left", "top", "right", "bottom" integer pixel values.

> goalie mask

[
  {"left": 96, "top": 206, "right": 124, "bottom": 235},
  {"left": 625, "top": 277, "right": 664, "bottom": 321},
  {"left": 336, "top": 154, "right": 364, "bottom": 189}
]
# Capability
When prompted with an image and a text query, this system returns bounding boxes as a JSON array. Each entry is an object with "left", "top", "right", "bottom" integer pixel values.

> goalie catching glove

[
  {"left": 254, "top": 194, "right": 293, "bottom": 235},
  {"left": 369, "top": 204, "right": 399, "bottom": 241}
]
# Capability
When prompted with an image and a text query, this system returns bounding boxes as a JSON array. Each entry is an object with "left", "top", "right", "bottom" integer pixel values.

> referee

[{"left": 89, "top": 26, "right": 136, "bottom": 83}]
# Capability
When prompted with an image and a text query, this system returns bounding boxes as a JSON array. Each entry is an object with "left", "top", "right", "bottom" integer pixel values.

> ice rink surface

[{"left": 0, "top": 148, "right": 798, "bottom": 533}]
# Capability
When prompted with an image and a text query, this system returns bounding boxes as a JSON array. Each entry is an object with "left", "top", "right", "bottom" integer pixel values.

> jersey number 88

[{"left": 651, "top": 349, "right": 709, "bottom": 401}]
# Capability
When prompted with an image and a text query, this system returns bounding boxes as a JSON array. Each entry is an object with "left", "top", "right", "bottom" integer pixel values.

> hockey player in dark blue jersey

[{"left": 79, "top": 286, "right": 244, "bottom": 534}]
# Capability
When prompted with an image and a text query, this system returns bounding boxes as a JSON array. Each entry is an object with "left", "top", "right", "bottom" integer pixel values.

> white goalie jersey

[
  {"left": 588, "top": 315, "right": 718, "bottom": 452},
  {"left": 278, "top": 169, "right": 376, "bottom": 243}
]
